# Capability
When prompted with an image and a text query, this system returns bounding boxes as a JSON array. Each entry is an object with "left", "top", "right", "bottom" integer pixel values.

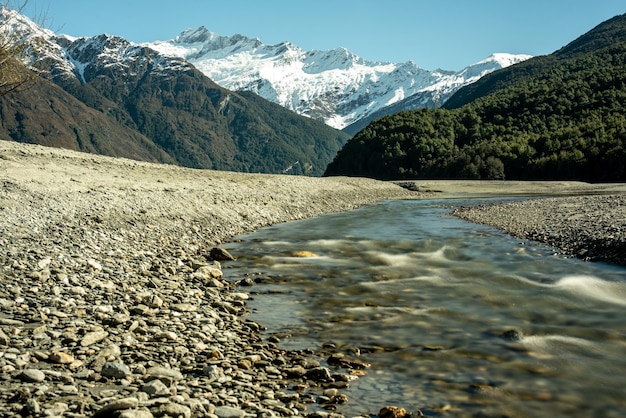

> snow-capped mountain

[
  {"left": 0, "top": 8, "right": 350, "bottom": 176},
  {"left": 146, "top": 27, "right": 532, "bottom": 130}
]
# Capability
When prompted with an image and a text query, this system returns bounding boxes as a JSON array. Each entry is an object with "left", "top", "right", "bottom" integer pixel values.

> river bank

[
  {"left": 453, "top": 194, "right": 626, "bottom": 266},
  {"left": 1, "top": 140, "right": 625, "bottom": 417}
]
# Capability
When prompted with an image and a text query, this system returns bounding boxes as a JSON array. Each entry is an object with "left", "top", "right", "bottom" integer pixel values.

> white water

[{"left": 225, "top": 199, "right": 626, "bottom": 417}]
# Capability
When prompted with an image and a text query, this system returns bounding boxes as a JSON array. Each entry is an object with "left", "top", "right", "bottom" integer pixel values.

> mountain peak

[
  {"left": 175, "top": 26, "right": 213, "bottom": 43},
  {"left": 172, "top": 27, "right": 262, "bottom": 50},
  {"left": 146, "top": 32, "right": 530, "bottom": 129},
  {"left": 482, "top": 52, "right": 535, "bottom": 67}
]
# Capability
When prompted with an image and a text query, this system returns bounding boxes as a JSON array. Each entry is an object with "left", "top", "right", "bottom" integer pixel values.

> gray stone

[
  {"left": 157, "top": 403, "right": 192, "bottom": 418},
  {"left": 81, "top": 329, "right": 109, "bottom": 346},
  {"left": 20, "top": 369, "right": 46, "bottom": 383},
  {"left": 141, "top": 379, "right": 170, "bottom": 396},
  {"left": 145, "top": 366, "right": 183, "bottom": 386},
  {"left": 25, "top": 398, "right": 41, "bottom": 414},
  {"left": 202, "top": 364, "right": 225, "bottom": 381},
  {"left": 94, "top": 397, "right": 139, "bottom": 416},
  {"left": 214, "top": 405, "right": 246, "bottom": 418},
  {"left": 102, "top": 361, "right": 132, "bottom": 379},
  {"left": 118, "top": 409, "right": 155, "bottom": 418}
]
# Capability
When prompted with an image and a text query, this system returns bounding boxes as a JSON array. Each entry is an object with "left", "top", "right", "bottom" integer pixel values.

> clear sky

[{"left": 20, "top": 0, "right": 626, "bottom": 71}]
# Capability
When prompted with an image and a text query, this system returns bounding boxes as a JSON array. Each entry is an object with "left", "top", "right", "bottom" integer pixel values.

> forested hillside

[
  {"left": 0, "top": 10, "right": 350, "bottom": 176},
  {"left": 324, "top": 14, "right": 626, "bottom": 181}
]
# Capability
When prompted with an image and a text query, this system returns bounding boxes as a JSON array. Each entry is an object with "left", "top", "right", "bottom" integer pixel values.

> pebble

[
  {"left": 20, "top": 369, "right": 46, "bottom": 383},
  {"left": 157, "top": 402, "right": 191, "bottom": 418},
  {"left": 214, "top": 405, "right": 247, "bottom": 418},
  {"left": 95, "top": 397, "right": 139, "bottom": 416},
  {"left": 141, "top": 379, "right": 170, "bottom": 396},
  {"left": 379, "top": 406, "right": 408, "bottom": 418},
  {"left": 49, "top": 351, "right": 75, "bottom": 364},
  {"left": 80, "top": 330, "right": 109, "bottom": 347},
  {"left": 101, "top": 362, "right": 132, "bottom": 379}
]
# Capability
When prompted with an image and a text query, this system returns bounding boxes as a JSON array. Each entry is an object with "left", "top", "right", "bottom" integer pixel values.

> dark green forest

[{"left": 324, "top": 14, "right": 626, "bottom": 181}]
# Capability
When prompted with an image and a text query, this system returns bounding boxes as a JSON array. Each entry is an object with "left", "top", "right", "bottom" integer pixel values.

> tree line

[{"left": 325, "top": 23, "right": 626, "bottom": 182}]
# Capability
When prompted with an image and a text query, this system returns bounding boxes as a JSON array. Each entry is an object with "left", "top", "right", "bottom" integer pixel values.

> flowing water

[{"left": 223, "top": 198, "right": 626, "bottom": 417}]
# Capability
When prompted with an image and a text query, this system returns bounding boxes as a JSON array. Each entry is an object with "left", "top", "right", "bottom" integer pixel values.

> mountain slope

[
  {"left": 146, "top": 29, "right": 531, "bottom": 131},
  {"left": 324, "top": 14, "right": 626, "bottom": 182},
  {"left": 444, "top": 13, "right": 626, "bottom": 110},
  {"left": 0, "top": 59, "right": 174, "bottom": 163},
  {"left": 1, "top": 8, "right": 349, "bottom": 176}
]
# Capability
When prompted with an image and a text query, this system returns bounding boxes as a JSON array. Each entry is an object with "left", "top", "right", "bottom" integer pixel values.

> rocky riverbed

[
  {"left": 2, "top": 140, "right": 626, "bottom": 418},
  {"left": 0, "top": 141, "right": 416, "bottom": 418}
]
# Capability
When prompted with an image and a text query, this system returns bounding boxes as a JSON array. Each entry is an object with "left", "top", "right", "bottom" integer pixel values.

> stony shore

[
  {"left": 453, "top": 194, "right": 626, "bottom": 266},
  {"left": 0, "top": 141, "right": 419, "bottom": 418},
  {"left": 2, "top": 140, "right": 626, "bottom": 418}
]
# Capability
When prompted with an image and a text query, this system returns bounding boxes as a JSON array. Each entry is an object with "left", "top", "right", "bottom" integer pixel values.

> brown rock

[
  {"left": 49, "top": 351, "right": 75, "bottom": 364},
  {"left": 379, "top": 406, "right": 408, "bottom": 418},
  {"left": 291, "top": 251, "right": 318, "bottom": 257},
  {"left": 209, "top": 247, "right": 235, "bottom": 261}
]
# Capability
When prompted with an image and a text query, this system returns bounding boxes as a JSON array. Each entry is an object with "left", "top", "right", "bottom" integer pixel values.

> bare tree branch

[{"left": 0, "top": 0, "right": 39, "bottom": 96}]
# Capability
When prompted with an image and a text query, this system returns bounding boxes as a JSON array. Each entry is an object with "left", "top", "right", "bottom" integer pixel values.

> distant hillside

[
  {"left": 443, "top": 13, "right": 626, "bottom": 110},
  {"left": 324, "top": 14, "right": 626, "bottom": 182},
  {"left": 0, "top": 9, "right": 349, "bottom": 176},
  {"left": 0, "top": 59, "right": 174, "bottom": 163}
]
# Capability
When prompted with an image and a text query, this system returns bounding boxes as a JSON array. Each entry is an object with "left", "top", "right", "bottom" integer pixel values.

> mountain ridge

[
  {"left": 145, "top": 28, "right": 531, "bottom": 130},
  {"left": 0, "top": 7, "right": 349, "bottom": 175}
]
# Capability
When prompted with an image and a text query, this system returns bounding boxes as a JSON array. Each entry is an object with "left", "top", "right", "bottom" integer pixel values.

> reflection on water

[{"left": 224, "top": 199, "right": 626, "bottom": 417}]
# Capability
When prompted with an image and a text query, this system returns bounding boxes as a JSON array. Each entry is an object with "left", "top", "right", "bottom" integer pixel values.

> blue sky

[{"left": 22, "top": 0, "right": 625, "bottom": 71}]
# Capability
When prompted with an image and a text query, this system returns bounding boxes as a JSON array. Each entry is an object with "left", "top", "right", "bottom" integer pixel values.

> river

[{"left": 223, "top": 198, "right": 626, "bottom": 417}]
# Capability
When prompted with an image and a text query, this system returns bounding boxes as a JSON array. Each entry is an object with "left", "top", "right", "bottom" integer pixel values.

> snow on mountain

[
  {"left": 146, "top": 27, "right": 532, "bottom": 130},
  {"left": 2, "top": 8, "right": 531, "bottom": 133},
  {"left": 0, "top": 7, "right": 193, "bottom": 87}
]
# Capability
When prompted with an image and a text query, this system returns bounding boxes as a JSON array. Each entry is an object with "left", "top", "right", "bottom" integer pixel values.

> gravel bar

[{"left": 453, "top": 194, "right": 626, "bottom": 266}]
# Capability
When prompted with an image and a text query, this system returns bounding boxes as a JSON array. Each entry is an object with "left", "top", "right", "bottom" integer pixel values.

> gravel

[
  {"left": 453, "top": 194, "right": 626, "bottom": 266},
  {"left": 0, "top": 141, "right": 414, "bottom": 418}
]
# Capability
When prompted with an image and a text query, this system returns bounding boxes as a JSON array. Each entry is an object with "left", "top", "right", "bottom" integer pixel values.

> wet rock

[
  {"left": 327, "top": 353, "right": 371, "bottom": 369},
  {"left": 379, "top": 405, "right": 409, "bottom": 418},
  {"left": 209, "top": 247, "right": 236, "bottom": 261},
  {"left": 284, "top": 365, "right": 307, "bottom": 378},
  {"left": 500, "top": 329, "right": 524, "bottom": 341},
  {"left": 306, "top": 367, "right": 332, "bottom": 382},
  {"left": 291, "top": 250, "right": 318, "bottom": 257}
]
